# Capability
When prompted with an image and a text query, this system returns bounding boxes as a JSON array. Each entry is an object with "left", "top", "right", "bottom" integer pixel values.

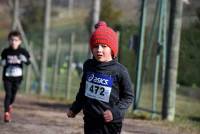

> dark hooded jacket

[{"left": 70, "top": 59, "right": 134, "bottom": 123}]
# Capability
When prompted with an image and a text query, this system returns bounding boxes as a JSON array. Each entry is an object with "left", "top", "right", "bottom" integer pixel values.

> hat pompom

[{"left": 95, "top": 21, "right": 107, "bottom": 29}]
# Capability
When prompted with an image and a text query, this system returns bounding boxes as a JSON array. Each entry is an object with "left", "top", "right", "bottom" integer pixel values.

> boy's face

[
  {"left": 9, "top": 36, "right": 22, "bottom": 50},
  {"left": 92, "top": 44, "right": 113, "bottom": 62}
]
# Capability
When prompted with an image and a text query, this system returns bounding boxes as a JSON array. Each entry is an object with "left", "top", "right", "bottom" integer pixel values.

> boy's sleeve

[
  {"left": 1, "top": 49, "right": 6, "bottom": 59},
  {"left": 111, "top": 68, "right": 134, "bottom": 120},
  {"left": 22, "top": 48, "right": 31, "bottom": 65},
  {"left": 1, "top": 49, "right": 6, "bottom": 66}
]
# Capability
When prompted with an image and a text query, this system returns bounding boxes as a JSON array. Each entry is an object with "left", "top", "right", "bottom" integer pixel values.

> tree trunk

[
  {"left": 66, "top": 33, "right": 75, "bottom": 99},
  {"left": 40, "top": 0, "right": 52, "bottom": 95},
  {"left": 88, "top": 0, "right": 101, "bottom": 58},
  {"left": 162, "top": 0, "right": 183, "bottom": 121},
  {"left": 12, "top": 0, "right": 19, "bottom": 30}
]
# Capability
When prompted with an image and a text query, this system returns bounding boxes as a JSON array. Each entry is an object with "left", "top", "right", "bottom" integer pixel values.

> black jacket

[
  {"left": 1, "top": 46, "right": 30, "bottom": 81},
  {"left": 71, "top": 59, "right": 134, "bottom": 123}
]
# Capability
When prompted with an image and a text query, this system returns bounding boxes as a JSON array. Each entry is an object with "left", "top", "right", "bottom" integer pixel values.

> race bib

[
  {"left": 85, "top": 72, "right": 113, "bottom": 103},
  {"left": 7, "top": 55, "right": 21, "bottom": 64},
  {"left": 5, "top": 66, "right": 22, "bottom": 77}
]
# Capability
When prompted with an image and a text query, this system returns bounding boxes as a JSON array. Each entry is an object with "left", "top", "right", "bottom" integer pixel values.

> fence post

[
  {"left": 66, "top": 33, "right": 75, "bottom": 100},
  {"left": 51, "top": 38, "right": 61, "bottom": 97},
  {"left": 133, "top": 0, "right": 148, "bottom": 110},
  {"left": 40, "top": 0, "right": 52, "bottom": 95}
]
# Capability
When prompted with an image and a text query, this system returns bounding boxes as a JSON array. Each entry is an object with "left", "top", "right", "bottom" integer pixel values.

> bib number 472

[{"left": 89, "top": 85, "right": 105, "bottom": 96}]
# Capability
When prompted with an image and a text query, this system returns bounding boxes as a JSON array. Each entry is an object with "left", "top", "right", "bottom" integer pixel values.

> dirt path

[{"left": 0, "top": 94, "right": 189, "bottom": 134}]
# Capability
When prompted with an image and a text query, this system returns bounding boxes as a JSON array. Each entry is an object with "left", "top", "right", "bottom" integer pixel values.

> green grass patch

[{"left": 126, "top": 84, "right": 200, "bottom": 134}]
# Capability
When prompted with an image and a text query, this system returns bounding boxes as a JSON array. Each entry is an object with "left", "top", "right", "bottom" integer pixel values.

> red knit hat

[{"left": 90, "top": 21, "right": 118, "bottom": 58}]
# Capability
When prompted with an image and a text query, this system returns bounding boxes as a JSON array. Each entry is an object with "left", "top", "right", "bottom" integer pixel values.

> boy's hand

[
  {"left": 66, "top": 109, "right": 76, "bottom": 118},
  {"left": 0, "top": 60, "right": 6, "bottom": 66},
  {"left": 103, "top": 110, "right": 113, "bottom": 122},
  {"left": 19, "top": 54, "right": 27, "bottom": 62}
]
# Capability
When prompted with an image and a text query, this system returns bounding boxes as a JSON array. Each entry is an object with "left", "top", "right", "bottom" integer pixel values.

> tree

[
  {"left": 21, "top": 1, "right": 44, "bottom": 33},
  {"left": 20, "top": 1, "right": 45, "bottom": 48},
  {"left": 177, "top": 7, "right": 200, "bottom": 87},
  {"left": 100, "top": 0, "right": 122, "bottom": 27},
  {"left": 196, "top": 7, "right": 200, "bottom": 22}
]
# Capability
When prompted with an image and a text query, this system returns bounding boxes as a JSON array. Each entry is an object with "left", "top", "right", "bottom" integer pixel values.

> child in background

[
  {"left": 1, "top": 30, "right": 31, "bottom": 122},
  {"left": 67, "top": 21, "right": 134, "bottom": 134}
]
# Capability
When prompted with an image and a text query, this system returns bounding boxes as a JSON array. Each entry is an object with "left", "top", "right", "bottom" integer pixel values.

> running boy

[
  {"left": 1, "top": 30, "right": 30, "bottom": 122},
  {"left": 67, "top": 21, "right": 134, "bottom": 134}
]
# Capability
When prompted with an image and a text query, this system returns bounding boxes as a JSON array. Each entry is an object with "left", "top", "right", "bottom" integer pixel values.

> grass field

[{"left": 126, "top": 84, "right": 200, "bottom": 134}]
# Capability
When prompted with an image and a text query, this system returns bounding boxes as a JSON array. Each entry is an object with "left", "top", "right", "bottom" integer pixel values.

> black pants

[
  {"left": 84, "top": 121, "right": 122, "bottom": 134},
  {"left": 3, "top": 79, "right": 21, "bottom": 112}
]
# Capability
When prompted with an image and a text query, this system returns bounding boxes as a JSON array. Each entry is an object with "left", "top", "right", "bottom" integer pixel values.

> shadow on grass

[
  {"left": 31, "top": 102, "right": 72, "bottom": 111},
  {"left": 188, "top": 116, "right": 200, "bottom": 122},
  {"left": 126, "top": 107, "right": 162, "bottom": 120},
  {"left": 137, "top": 107, "right": 161, "bottom": 115}
]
